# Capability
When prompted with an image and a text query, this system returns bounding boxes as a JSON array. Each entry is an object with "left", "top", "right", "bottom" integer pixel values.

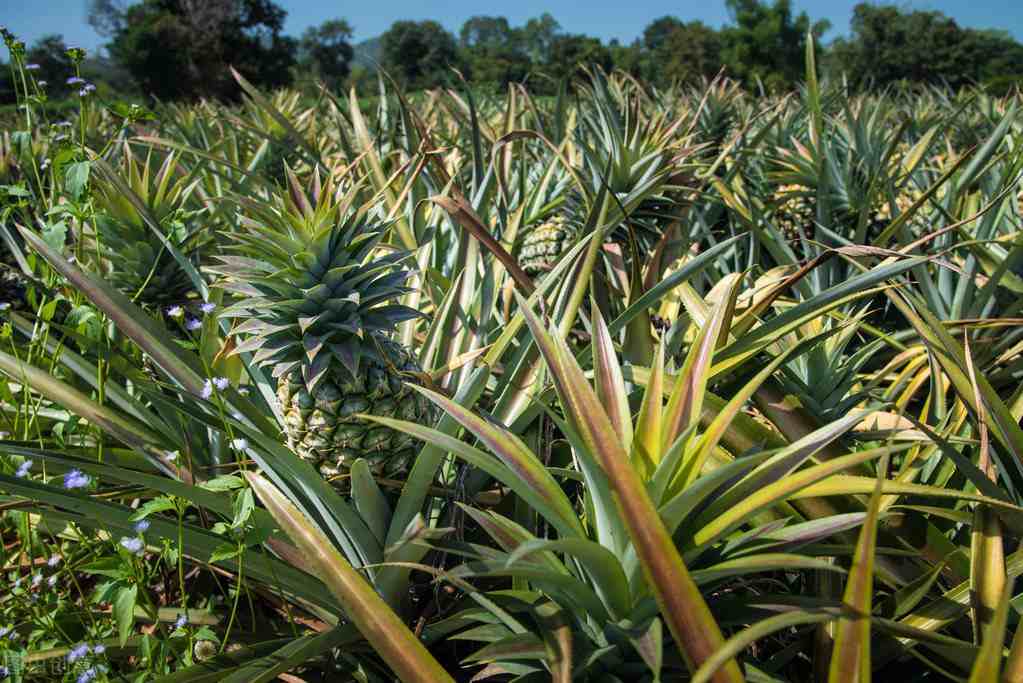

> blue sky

[{"left": 2, "top": 0, "right": 1020, "bottom": 54}]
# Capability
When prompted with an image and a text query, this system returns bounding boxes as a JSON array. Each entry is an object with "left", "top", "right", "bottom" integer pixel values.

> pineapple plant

[
  {"left": 88, "top": 145, "right": 208, "bottom": 310},
  {"left": 575, "top": 70, "right": 687, "bottom": 246},
  {"left": 513, "top": 153, "right": 581, "bottom": 277},
  {"left": 769, "top": 101, "right": 907, "bottom": 250},
  {"left": 213, "top": 170, "right": 434, "bottom": 480}
]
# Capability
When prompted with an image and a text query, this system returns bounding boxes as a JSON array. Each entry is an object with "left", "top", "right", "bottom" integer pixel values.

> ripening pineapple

[
  {"left": 772, "top": 183, "right": 816, "bottom": 246},
  {"left": 519, "top": 214, "right": 579, "bottom": 276},
  {"left": 213, "top": 169, "right": 434, "bottom": 480}
]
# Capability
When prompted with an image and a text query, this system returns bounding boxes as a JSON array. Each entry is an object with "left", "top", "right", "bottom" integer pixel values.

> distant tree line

[{"left": 3, "top": 0, "right": 1023, "bottom": 104}]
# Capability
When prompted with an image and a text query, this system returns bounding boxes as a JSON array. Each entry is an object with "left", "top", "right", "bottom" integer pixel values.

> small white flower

[
  {"left": 47, "top": 554, "right": 60, "bottom": 567},
  {"left": 200, "top": 379, "right": 213, "bottom": 400},
  {"left": 231, "top": 438, "right": 248, "bottom": 451},
  {"left": 200, "top": 302, "right": 215, "bottom": 314},
  {"left": 31, "top": 573, "right": 42, "bottom": 587},
  {"left": 212, "top": 377, "right": 229, "bottom": 391},
  {"left": 25, "top": 63, "right": 40, "bottom": 70},
  {"left": 166, "top": 305, "right": 184, "bottom": 318},
  {"left": 47, "top": 575, "right": 57, "bottom": 587},
  {"left": 165, "top": 450, "right": 179, "bottom": 462}
]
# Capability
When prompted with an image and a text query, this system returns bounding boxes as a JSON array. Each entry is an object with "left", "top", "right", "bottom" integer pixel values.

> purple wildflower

[
  {"left": 200, "top": 379, "right": 213, "bottom": 400},
  {"left": 166, "top": 305, "right": 183, "bottom": 318},
  {"left": 63, "top": 469, "right": 90, "bottom": 489},
  {"left": 92, "top": 644, "right": 105, "bottom": 654},
  {"left": 200, "top": 302, "right": 215, "bottom": 314},
  {"left": 185, "top": 318, "right": 202, "bottom": 331},
  {"left": 67, "top": 642, "right": 90, "bottom": 662},
  {"left": 25, "top": 63, "right": 39, "bottom": 70},
  {"left": 77, "top": 667, "right": 96, "bottom": 683},
  {"left": 119, "top": 537, "right": 144, "bottom": 555},
  {"left": 15, "top": 459, "right": 32, "bottom": 477},
  {"left": 212, "top": 376, "right": 229, "bottom": 391},
  {"left": 133, "top": 519, "right": 150, "bottom": 533},
  {"left": 67, "top": 76, "right": 84, "bottom": 85},
  {"left": 47, "top": 554, "right": 60, "bottom": 567},
  {"left": 174, "top": 614, "right": 188, "bottom": 629}
]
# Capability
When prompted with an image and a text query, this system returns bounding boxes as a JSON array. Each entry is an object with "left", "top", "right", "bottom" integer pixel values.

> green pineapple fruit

[
  {"left": 519, "top": 214, "right": 578, "bottom": 276},
  {"left": 213, "top": 170, "right": 434, "bottom": 480}
]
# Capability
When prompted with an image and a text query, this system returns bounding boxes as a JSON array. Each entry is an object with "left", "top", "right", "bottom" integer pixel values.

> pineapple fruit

[
  {"left": 772, "top": 183, "right": 816, "bottom": 246},
  {"left": 214, "top": 170, "right": 434, "bottom": 480},
  {"left": 519, "top": 215, "right": 578, "bottom": 276}
]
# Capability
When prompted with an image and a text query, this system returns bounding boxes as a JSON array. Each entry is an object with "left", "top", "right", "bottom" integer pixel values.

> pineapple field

[{"left": 3, "top": 30, "right": 1023, "bottom": 683}]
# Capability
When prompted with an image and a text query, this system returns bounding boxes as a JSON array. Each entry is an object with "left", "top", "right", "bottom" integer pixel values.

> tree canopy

[
  {"left": 829, "top": 3, "right": 1023, "bottom": 89},
  {"left": 379, "top": 20, "right": 460, "bottom": 91},
  {"left": 6, "top": 0, "right": 1021, "bottom": 103},
  {"left": 298, "top": 20, "right": 355, "bottom": 90},
  {"left": 95, "top": 0, "right": 297, "bottom": 100}
]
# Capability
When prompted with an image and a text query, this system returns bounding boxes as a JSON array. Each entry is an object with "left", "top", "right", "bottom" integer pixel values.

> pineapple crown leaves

[
  {"left": 212, "top": 169, "right": 422, "bottom": 390},
  {"left": 92, "top": 143, "right": 202, "bottom": 228}
]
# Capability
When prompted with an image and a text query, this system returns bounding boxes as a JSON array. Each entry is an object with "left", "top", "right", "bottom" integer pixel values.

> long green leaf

[{"left": 245, "top": 472, "right": 454, "bottom": 683}]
